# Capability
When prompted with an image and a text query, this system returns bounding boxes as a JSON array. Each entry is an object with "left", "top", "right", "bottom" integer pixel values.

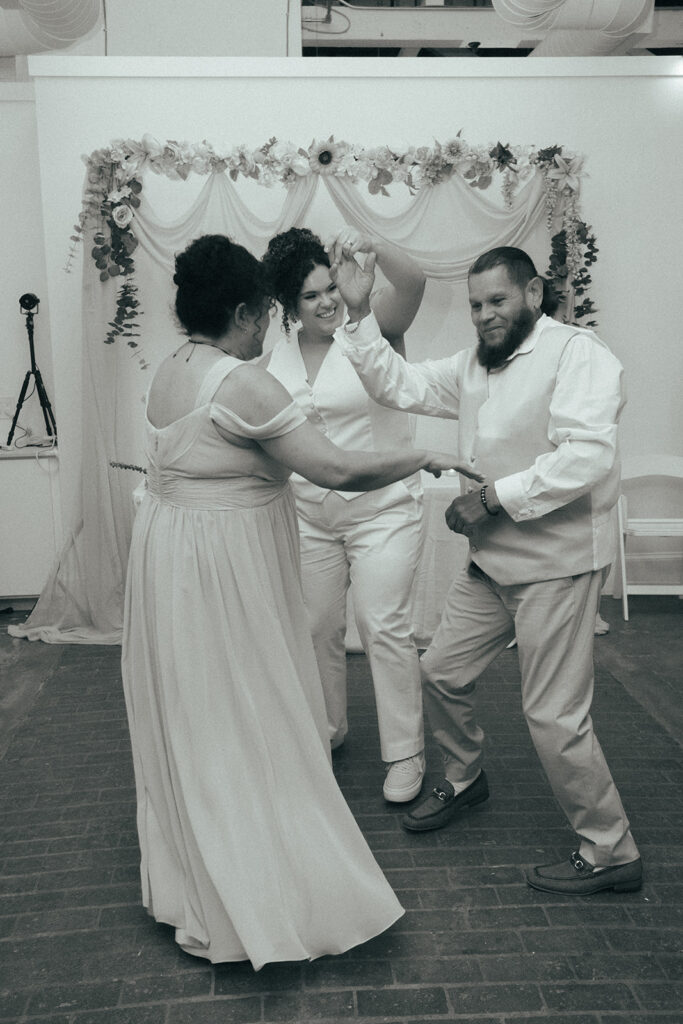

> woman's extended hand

[
  {"left": 422, "top": 456, "right": 486, "bottom": 481},
  {"left": 329, "top": 250, "right": 377, "bottom": 318}
]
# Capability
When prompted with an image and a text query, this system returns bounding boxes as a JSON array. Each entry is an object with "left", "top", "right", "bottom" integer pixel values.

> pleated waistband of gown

[{"left": 146, "top": 469, "right": 288, "bottom": 510}]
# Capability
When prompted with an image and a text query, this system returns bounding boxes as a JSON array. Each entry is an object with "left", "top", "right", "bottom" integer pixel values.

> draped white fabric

[
  {"left": 10, "top": 166, "right": 558, "bottom": 644},
  {"left": 325, "top": 171, "right": 547, "bottom": 279}
]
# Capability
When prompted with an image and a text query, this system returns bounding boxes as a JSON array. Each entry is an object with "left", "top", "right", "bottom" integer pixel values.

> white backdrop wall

[
  {"left": 25, "top": 56, "right": 683, "bottom": 530},
  {"left": 0, "top": 84, "right": 55, "bottom": 445}
]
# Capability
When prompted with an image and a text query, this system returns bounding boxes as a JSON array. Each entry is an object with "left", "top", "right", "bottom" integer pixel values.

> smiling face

[
  {"left": 468, "top": 265, "right": 540, "bottom": 370},
  {"left": 296, "top": 263, "right": 345, "bottom": 340}
]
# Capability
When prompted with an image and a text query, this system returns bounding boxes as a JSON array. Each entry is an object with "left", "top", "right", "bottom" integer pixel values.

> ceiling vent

[
  {"left": 492, "top": 0, "right": 655, "bottom": 55},
  {"left": 0, "top": 0, "right": 100, "bottom": 57}
]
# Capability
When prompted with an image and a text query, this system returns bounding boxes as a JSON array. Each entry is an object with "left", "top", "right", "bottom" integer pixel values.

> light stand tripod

[{"left": 6, "top": 294, "right": 57, "bottom": 447}]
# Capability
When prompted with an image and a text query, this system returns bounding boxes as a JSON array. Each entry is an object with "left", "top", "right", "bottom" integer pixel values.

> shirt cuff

[
  {"left": 339, "top": 310, "right": 382, "bottom": 351},
  {"left": 493, "top": 474, "right": 538, "bottom": 522}
]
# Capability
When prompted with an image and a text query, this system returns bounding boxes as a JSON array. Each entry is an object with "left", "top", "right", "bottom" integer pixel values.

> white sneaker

[{"left": 383, "top": 751, "right": 426, "bottom": 803}]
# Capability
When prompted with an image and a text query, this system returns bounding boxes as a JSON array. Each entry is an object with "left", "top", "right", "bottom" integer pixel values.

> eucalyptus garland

[
  {"left": 110, "top": 461, "right": 147, "bottom": 474},
  {"left": 70, "top": 134, "right": 599, "bottom": 368},
  {"left": 548, "top": 223, "right": 599, "bottom": 326}
]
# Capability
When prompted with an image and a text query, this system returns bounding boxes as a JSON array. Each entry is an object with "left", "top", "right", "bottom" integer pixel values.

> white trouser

[
  {"left": 420, "top": 562, "right": 639, "bottom": 868},
  {"left": 296, "top": 485, "right": 425, "bottom": 763}
]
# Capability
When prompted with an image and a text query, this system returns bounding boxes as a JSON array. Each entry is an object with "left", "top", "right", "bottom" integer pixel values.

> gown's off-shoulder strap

[
  {"left": 210, "top": 401, "right": 306, "bottom": 440},
  {"left": 194, "top": 354, "right": 241, "bottom": 410},
  {"left": 194, "top": 353, "right": 306, "bottom": 440}
]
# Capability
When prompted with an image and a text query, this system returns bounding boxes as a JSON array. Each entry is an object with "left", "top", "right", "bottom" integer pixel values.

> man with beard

[{"left": 335, "top": 245, "right": 641, "bottom": 896}]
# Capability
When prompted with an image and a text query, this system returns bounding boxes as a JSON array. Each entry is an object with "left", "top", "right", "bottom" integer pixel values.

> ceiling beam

[{"left": 301, "top": 7, "right": 683, "bottom": 51}]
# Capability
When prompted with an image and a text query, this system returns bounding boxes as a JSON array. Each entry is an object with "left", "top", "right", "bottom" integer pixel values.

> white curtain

[
  {"left": 325, "top": 171, "right": 546, "bottom": 278},
  {"left": 10, "top": 165, "right": 554, "bottom": 644}
]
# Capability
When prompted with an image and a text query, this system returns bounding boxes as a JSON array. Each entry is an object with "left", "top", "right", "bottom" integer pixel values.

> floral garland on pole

[{"left": 69, "top": 133, "right": 599, "bottom": 366}]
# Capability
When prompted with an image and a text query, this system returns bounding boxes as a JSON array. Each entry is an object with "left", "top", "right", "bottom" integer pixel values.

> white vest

[
  {"left": 268, "top": 330, "right": 421, "bottom": 503},
  {"left": 462, "top": 321, "right": 621, "bottom": 585}
]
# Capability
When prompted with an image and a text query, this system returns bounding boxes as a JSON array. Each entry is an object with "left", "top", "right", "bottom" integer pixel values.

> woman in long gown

[{"left": 121, "top": 234, "right": 481, "bottom": 970}]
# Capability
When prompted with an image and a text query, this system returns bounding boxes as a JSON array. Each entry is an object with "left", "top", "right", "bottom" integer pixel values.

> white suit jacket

[{"left": 268, "top": 328, "right": 421, "bottom": 504}]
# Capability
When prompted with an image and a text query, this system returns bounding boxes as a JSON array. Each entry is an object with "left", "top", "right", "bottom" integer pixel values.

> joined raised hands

[
  {"left": 328, "top": 249, "right": 377, "bottom": 316},
  {"left": 324, "top": 227, "right": 376, "bottom": 266}
]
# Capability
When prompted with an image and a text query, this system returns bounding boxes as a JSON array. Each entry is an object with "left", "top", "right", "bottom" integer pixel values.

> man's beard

[{"left": 476, "top": 307, "right": 537, "bottom": 370}]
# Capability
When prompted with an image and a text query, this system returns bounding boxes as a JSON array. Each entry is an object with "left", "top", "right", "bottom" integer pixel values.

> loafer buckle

[{"left": 570, "top": 851, "right": 586, "bottom": 872}]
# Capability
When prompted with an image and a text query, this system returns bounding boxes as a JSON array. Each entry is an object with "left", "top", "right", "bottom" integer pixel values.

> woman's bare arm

[{"left": 213, "top": 364, "right": 481, "bottom": 491}]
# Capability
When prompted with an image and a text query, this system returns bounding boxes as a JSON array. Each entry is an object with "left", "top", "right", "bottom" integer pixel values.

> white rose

[
  {"left": 112, "top": 204, "right": 134, "bottom": 228},
  {"left": 290, "top": 154, "right": 310, "bottom": 176},
  {"left": 271, "top": 141, "right": 295, "bottom": 161},
  {"left": 191, "top": 155, "right": 212, "bottom": 175}
]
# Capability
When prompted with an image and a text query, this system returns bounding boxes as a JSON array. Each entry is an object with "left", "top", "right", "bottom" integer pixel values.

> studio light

[
  {"left": 19, "top": 292, "right": 40, "bottom": 313},
  {"left": 6, "top": 293, "right": 56, "bottom": 447}
]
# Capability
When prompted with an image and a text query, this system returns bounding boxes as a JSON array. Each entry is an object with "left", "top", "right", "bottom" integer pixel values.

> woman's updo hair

[
  {"left": 262, "top": 228, "right": 330, "bottom": 334},
  {"left": 174, "top": 234, "right": 268, "bottom": 339},
  {"left": 468, "top": 246, "right": 560, "bottom": 317}
]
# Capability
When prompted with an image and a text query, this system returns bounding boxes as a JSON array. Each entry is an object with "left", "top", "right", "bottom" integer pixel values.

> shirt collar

[{"left": 492, "top": 312, "right": 549, "bottom": 370}]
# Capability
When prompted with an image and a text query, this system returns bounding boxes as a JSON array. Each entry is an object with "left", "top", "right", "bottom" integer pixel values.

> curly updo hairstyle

[
  {"left": 261, "top": 227, "right": 330, "bottom": 334},
  {"left": 174, "top": 234, "right": 268, "bottom": 340}
]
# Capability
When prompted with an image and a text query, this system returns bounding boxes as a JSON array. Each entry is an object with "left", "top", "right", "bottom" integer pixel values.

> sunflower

[{"left": 308, "top": 136, "right": 347, "bottom": 175}]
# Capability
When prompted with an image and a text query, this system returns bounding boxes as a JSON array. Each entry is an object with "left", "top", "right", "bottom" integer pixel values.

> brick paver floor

[{"left": 1, "top": 595, "right": 682, "bottom": 1023}]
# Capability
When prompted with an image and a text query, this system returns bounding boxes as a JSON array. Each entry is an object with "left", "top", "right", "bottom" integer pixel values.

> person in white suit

[
  {"left": 262, "top": 226, "right": 432, "bottom": 803},
  {"left": 335, "top": 244, "right": 642, "bottom": 897}
]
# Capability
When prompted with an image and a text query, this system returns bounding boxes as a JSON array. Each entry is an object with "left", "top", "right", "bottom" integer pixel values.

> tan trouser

[{"left": 420, "top": 562, "right": 639, "bottom": 867}]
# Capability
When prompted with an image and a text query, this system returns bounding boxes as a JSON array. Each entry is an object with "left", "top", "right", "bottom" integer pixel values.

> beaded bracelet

[
  {"left": 345, "top": 312, "right": 369, "bottom": 334},
  {"left": 480, "top": 485, "right": 499, "bottom": 516}
]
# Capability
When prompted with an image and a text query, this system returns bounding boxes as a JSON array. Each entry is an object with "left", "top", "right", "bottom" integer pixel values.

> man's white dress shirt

[{"left": 337, "top": 312, "right": 626, "bottom": 586}]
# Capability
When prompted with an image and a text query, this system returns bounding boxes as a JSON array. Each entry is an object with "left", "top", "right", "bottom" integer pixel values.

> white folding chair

[{"left": 616, "top": 455, "right": 683, "bottom": 620}]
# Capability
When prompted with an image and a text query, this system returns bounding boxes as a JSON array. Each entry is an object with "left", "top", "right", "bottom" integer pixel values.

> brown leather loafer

[
  {"left": 401, "top": 770, "right": 489, "bottom": 832},
  {"left": 526, "top": 851, "right": 643, "bottom": 895}
]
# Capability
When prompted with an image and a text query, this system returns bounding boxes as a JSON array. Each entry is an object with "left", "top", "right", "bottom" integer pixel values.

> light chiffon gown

[{"left": 121, "top": 355, "right": 403, "bottom": 970}]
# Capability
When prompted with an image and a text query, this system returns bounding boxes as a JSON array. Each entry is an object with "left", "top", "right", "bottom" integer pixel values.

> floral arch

[
  {"left": 72, "top": 133, "right": 598, "bottom": 366},
  {"left": 14, "top": 132, "right": 599, "bottom": 644}
]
